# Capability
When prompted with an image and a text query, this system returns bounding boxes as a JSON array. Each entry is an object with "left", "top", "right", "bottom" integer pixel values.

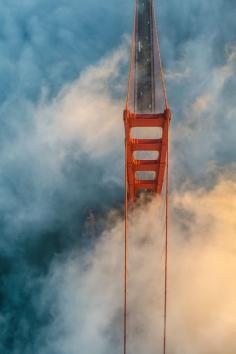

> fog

[{"left": 0, "top": 0, "right": 235, "bottom": 353}]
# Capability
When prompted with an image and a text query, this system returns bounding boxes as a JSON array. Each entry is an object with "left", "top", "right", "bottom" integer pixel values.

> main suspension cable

[
  {"left": 163, "top": 122, "right": 169, "bottom": 354},
  {"left": 153, "top": 1, "right": 168, "bottom": 110},
  {"left": 124, "top": 139, "right": 128, "bottom": 354},
  {"left": 125, "top": 0, "right": 137, "bottom": 111}
]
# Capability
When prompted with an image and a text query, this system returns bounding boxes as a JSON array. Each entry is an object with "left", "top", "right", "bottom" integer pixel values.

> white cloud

[
  {"left": 35, "top": 41, "right": 128, "bottom": 159},
  {"left": 38, "top": 168, "right": 236, "bottom": 354},
  {"left": 165, "top": 67, "right": 191, "bottom": 81}
]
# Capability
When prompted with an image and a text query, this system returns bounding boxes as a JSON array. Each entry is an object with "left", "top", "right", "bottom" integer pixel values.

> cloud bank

[
  {"left": 34, "top": 171, "right": 236, "bottom": 354},
  {"left": 0, "top": 0, "right": 235, "bottom": 353},
  {"left": 0, "top": 39, "right": 128, "bottom": 353}
]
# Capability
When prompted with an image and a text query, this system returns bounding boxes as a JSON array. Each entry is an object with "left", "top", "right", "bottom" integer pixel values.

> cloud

[
  {"left": 0, "top": 41, "right": 128, "bottom": 354},
  {"left": 34, "top": 168, "right": 236, "bottom": 354},
  {"left": 165, "top": 67, "right": 191, "bottom": 82},
  {"left": 0, "top": 0, "right": 235, "bottom": 353},
  {"left": 36, "top": 40, "right": 128, "bottom": 159},
  {"left": 0, "top": 0, "right": 133, "bottom": 106},
  {"left": 0, "top": 40, "right": 128, "bottom": 249},
  {"left": 169, "top": 38, "right": 236, "bottom": 187}
]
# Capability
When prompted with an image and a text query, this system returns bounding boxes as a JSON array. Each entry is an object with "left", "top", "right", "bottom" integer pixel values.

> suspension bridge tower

[
  {"left": 124, "top": 0, "right": 170, "bottom": 202},
  {"left": 123, "top": 1, "right": 171, "bottom": 353}
]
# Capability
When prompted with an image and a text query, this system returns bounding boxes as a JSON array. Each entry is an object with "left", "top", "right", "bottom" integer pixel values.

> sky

[{"left": 0, "top": 0, "right": 235, "bottom": 353}]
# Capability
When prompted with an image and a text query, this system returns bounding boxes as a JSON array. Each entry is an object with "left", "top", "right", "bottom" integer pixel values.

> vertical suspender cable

[
  {"left": 124, "top": 139, "right": 128, "bottom": 354},
  {"left": 163, "top": 123, "right": 169, "bottom": 354}
]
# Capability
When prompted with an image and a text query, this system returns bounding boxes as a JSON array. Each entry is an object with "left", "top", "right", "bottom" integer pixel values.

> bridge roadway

[{"left": 135, "top": 0, "right": 155, "bottom": 113}]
